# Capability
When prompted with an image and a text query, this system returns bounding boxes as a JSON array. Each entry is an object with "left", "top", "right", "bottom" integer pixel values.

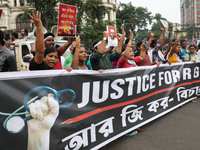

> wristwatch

[{"left": 103, "top": 37, "right": 107, "bottom": 41}]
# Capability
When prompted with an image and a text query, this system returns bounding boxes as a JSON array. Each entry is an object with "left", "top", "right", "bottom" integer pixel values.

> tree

[
  {"left": 151, "top": 13, "right": 173, "bottom": 39},
  {"left": 135, "top": 29, "right": 149, "bottom": 41},
  {"left": 154, "top": 13, "right": 165, "bottom": 21},
  {"left": 24, "top": 0, "right": 58, "bottom": 30},
  {"left": 185, "top": 25, "right": 195, "bottom": 40},
  {"left": 116, "top": 2, "right": 152, "bottom": 36},
  {"left": 82, "top": 0, "right": 115, "bottom": 49}
]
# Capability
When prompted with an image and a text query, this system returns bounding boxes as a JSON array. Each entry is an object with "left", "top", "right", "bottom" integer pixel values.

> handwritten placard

[{"left": 57, "top": 4, "right": 77, "bottom": 37}]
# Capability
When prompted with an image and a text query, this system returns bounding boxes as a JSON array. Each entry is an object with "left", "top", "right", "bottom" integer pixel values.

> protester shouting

[
  {"left": 66, "top": 36, "right": 91, "bottom": 70},
  {"left": 28, "top": 10, "right": 59, "bottom": 70},
  {"left": 118, "top": 30, "right": 147, "bottom": 68}
]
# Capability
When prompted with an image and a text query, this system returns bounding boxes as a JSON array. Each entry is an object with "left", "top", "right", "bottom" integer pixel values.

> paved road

[{"left": 102, "top": 99, "right": 200, "bottom": 150}]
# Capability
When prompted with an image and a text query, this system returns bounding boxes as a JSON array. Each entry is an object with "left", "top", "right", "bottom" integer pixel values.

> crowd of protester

[{"left": 1, "top": 10, "right": 200, "bottom": 73}]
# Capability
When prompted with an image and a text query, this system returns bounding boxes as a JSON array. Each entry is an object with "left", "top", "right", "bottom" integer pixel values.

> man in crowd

[
  {"left": 180, "top": 40, "right": 189, "bottom": 62},
  {"left": 90, "top": 31, "right": 122, "bottom": 70},
  {"left": 0, "top": 30, "right": 17, "bottom": 72},
  {"left": 19, "top": 28, "right": 28, "bottom": 39},
  {"left": 31, "top": 32, "right": 73, "bottom": 69}
]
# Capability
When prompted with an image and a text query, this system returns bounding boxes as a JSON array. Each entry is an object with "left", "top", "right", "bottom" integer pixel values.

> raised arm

[
  {"left": 28, "top": 10, "right": 45, "bottom": 64},
  {"left": 61, "top": 38, "right": 73, "bottom": 52},
  {"left": 158, "top": 27, "right": 165, "bottom": 45},
  {"left": 116, "top": 27, "right": 126, "bottom": 54},
  {"left": 123, "top": 30, "right": 134, "bottom": 60},
  {"left": 98, "top": 31, "right": 108, "bottom": 54},
  {"left": 147, "top": 30, "right": 155, "bottom": 48},
  {"left": 71, "top": 36, "right": 80, "bottom": 69},
  {"left": 166, "top": 38, "right": 173, "bottom": 55},
  {"left": 169, "top": 39, "right": 179, "bottom": 56},
  {"left": 3, "top": 40, "right": 15, "bottom": 47}
]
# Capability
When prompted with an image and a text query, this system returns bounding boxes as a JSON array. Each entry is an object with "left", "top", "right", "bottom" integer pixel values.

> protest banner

[
  {"left": 0, "top": 62, "right": 200, "bottom": 150},
  {"left": 57, "top": 3, "right": 77, "bottom": 37},
  {"left": 107, "top": 26, "right": 118, "bottom": 47},
  {"left": 0, "top": 9, "right": 2, "bottom": 19}
]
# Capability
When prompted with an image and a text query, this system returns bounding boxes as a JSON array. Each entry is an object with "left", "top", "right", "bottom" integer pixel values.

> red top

[
  {"left": 138, "top": 55, "right": 152, "bottom": 66},
  {"left": 54, "top": 46, "right": 63, "bottom": 69},
  {"left": 118, "top": 56, "right": 142, "bottom": 68}
]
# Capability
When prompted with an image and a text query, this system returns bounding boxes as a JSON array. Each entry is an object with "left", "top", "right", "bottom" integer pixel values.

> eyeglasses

[{"left": 189, "top": 48, "right": 195, "bottom": 50}]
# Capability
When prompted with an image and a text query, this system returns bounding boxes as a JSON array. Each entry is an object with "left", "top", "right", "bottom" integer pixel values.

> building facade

[
  {"left": 180, "top": 0, "right": 200, "bottom": 40},
  {"left": 180, "top": 0, "right": 200, "bottom": 27},
  {"left": 0, "top": 0, "right": 117, "bottom": 32}
]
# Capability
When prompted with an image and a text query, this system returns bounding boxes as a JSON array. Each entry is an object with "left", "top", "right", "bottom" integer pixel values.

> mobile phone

[{"left": 142, "top": 39, "right": 149, "bottom": 49}]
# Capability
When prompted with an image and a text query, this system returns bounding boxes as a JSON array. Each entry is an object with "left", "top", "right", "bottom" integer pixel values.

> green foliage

[
  {"left": 22, "top": 0, "right": 110, "bottom": 49},
  {"left": 154, "top": 13, "right": 165, "bottom": 20},
  {"left": 116, "top": 2, "right": 152, "bottom": 37},
  {"left": 135, "top": 29, "right": 149, "bottom": 41},
  {"left": 151, "top": 13, "right": 171, "bottom": 39},
  {"left": 83, "top": 0, "right": 107, "bottom": 22},
  {"left": 21, "top": 9, "right": 33, "bottom": 22},
  {"left": 22, "top": 0, "right": 58, "bottom": 30},
  {"left": 151, "top": 21, "right": 162, "bottom": 39},
  {"left": 186, "top": 26, "right": 195, "bottom": 39},
  {"left": 81, "top": 0, "right": 114, "bottom": 49},
  {"left": 83, "top": 18, "right": 115, "bottom": 49}
]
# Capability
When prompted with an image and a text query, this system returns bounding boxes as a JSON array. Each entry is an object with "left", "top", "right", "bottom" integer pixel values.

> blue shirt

[
  {"left": 66, "top": 63, "right": 90, "bottom": 70},
  {"left": 180, "top": 47, "right": 189, "bottom": 61}
]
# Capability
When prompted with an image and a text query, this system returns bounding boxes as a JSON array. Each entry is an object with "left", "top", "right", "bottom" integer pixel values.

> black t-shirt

[{"left": 29, "top": 58, "right": 48, "bottom": 70}]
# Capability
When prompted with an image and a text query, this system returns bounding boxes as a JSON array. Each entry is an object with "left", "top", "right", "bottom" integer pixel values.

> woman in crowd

[
  {"left": 66, "top": 36, "right": 91, "bottom": 70},
  {"left": 184, "top": 45, "right": 199, "bottom": 62},
  {"left": 167, "top": 39, "right": 182, "bottom": 64},
  {"left": 118, "top": 30, "right": 147, "bottom": 68},
  {"left": 134, "top": 41, "right": 159, "bottom": 67},
  {"left": 28, "top": 10, "right": 60, "bottom": 71}
]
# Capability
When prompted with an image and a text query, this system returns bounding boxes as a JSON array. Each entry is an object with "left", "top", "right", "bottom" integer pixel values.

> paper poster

[
  {"left": 0, "top": 9, "right": 2, "bottom": 19},
  {"left": 57, "top": 4, "right": 77, "bottom": 37},
  {"left": 160, "top": 19, "right": 169, "bottom": 38},
  {"left": 107, "top": 26, "right": 118, "bottom": 47}
]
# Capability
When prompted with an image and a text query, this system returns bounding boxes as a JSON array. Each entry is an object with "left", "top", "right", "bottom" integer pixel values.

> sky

[{"left": 117, "top": 0, "right": 181, "bottom": 24}]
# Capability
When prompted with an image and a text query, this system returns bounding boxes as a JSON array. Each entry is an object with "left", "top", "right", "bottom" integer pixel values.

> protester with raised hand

[
  {"left": 167, "top": 39, "right": 182, "bottom": 63},
  {"left": 149, "top": 27, "right": 169, "bottom": 64},
  {"left": 28, "top": 10, "right": 59, "bottom": 70},
  {"left": 90, "top": 30, "right": 122, "bottom": 70},
  {"left": 31, "top": 32, "right": 73, "bottom": 70},
  {"left": 66, "top": 36, "right": 91, "bottom": 70},
  {"left": 118, "top": 30, "right": 147, "bottom": 68},
  {"left": 134, "top": 41, "right": 160, "bottom": 68}
]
